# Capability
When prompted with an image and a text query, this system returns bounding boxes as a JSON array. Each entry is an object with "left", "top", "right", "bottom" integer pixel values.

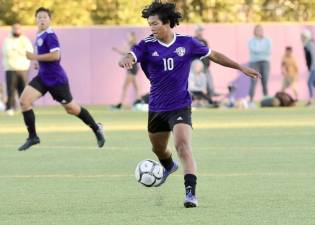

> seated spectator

[
  {"left": 188, "top": 60, "right": 214, "bottom": 107},
  {"left": 260, "top": 91, "right": 296, "bottom": 107},
  {"left": 221, "top": 65, "right": 252, "bottom": 109}
]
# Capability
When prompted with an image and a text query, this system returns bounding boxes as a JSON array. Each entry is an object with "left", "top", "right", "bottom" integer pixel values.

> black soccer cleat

[
  {"left": 18, "top": 136, "right": 40, "bottom": 151},
  {"left": 95, "top": 123, "right": 105, "bottom": 148}
]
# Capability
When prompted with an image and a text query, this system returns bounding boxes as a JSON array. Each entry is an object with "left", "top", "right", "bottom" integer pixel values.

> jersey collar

[
  {"left": 157, "top": 33, "right": 176, "bottom": 48},
  {"left": 37, "top": 27, "right": 53, "bottom": 37}
]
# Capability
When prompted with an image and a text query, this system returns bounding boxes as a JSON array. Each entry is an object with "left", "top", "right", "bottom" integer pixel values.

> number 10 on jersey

[{"left": 163, "top": 58, "right": 174, "bottom": 71}]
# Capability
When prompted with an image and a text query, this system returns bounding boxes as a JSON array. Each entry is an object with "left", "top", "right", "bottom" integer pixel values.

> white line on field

[
  {"left": 0, "top": 172, "right": 313, "bottom": 179},
  {"left": 1, "top": 121, "right": 315, "bottom": 134}
]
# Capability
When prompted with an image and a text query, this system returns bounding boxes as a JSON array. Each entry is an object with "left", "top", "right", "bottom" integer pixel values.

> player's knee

[
  {"left": 65, "top": 107, "right": 76, "bottom": 115},
  {"left": 20, "top": 98, "right": 31, "bottom": 110},
  {"left": 175, "top": 140, "right": 190, "bottom": 155}
]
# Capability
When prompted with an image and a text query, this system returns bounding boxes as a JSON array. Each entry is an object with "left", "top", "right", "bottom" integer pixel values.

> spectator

[
  {"left": 112, "top": 31, "right": 141, "bottom": 109},
  {"left": 188, "top": 59, "right": 213, "bottom": 107},
  {"left": 301, "top": 29, "right": 315, "bottom": 106},
  {"left": 2, "top": 23, "right": 33, "bottom": 115},
  {"left": 260, "top": 92, "right": 296, "bottom": 107},
  {"left": 194, "top": 25, "right": 217, "bottom": 98},
  {"left": 248, "top": 24, "right": 271, "bottom": 107},
  {"left": 281, "top": 46, "right": 299, "bottom": 100}
]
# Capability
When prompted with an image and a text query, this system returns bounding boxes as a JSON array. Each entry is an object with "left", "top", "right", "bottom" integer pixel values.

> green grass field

[{"left": 0, "top": 106, "right": 315, "bottom": 225}]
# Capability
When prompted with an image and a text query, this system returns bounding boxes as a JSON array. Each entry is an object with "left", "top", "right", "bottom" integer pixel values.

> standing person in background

[
  {"left": 2, "top": 23, "right": 33, "bottom": 116},
  {"left": 281, "top": 46, "right": 299, "bottom": 100},
  {"left": 248, "top": 24, "right": 271, "bottom": 107},
  {"left": 194, "top": 25, "right": 217, "bottom": 98},
  {"left": 0, "top": 83, "right": 5, "bottom": 112},
  {"left": 112, "top": 32, "right": 141, "bottom": 109},
  {"left": 301, "top": 29, "right": 315, "bottom": 106}
]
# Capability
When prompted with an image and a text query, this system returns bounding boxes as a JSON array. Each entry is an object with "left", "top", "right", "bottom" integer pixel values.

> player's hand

[
  {"left": 119, "top": 55, "right": 135, "bottom": 69},
  {"left": 240, "top": 66, "right": 261, "bottom": 79},
  {"left": 26, "top": 51, "right": 37, "bottom": 60}
]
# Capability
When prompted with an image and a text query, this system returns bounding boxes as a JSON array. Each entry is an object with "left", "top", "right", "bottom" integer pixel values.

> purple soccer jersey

[
  {"left": 131, "top": 34, "right": 211, "bottom": 112},
  {"left": 36, "top": 28, "right": 68, "bottom": 87}
]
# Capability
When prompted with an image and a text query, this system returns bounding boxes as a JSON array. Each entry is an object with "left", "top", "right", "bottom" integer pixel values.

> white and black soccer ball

[{"left": 135, "top": 159, "right": 164, "bottom": 187}]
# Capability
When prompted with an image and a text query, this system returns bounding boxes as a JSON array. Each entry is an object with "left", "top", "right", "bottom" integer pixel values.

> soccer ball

[{"left": 135, "top": 159, "right": 164, "bottom": 187}]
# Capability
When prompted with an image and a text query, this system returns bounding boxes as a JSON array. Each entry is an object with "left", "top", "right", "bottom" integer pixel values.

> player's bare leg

[
  {"left": 149, "top": 131, "right": 178, "bottom": 186},
  {"left": 173, "top": 123, "right": 198, "bottom": 208}
]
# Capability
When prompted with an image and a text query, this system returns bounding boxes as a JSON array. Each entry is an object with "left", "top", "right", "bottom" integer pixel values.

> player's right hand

[{"left": 118, "top": 54, "right": 135, "bottom": 69}]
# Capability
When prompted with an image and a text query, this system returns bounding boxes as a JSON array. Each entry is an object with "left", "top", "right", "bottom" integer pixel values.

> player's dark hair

[
  {"left": 35, "top": 7, "right": 51, "bottom": 18},
  {"left": 142, "top": 0, "right": 182, "bottom": 28}
]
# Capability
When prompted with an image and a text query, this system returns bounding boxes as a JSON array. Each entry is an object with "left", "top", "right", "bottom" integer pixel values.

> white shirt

[{"left": 2, "top": 34, "right": 33, "bottom": 71}]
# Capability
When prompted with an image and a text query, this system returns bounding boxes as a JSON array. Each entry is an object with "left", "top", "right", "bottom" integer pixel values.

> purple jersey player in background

[
  {"left": 18, "top": 7, "right": 105, "bottom": 151},
  {"left": 119, "top": 0, "right": 261, "bottom": 208}
]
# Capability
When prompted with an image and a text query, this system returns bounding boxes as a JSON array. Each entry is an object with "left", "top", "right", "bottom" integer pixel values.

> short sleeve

[
  {"left": 130, "top": 40, "right": 146, "bottom": 63},
  {"left": 191, "top": 37, "right": 211, "bottom": 60},
  {"left": 46, "top": 33, "right": 60, "bottom": 52}
]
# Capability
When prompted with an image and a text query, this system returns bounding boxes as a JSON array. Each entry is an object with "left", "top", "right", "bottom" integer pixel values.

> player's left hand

[
  {"left": 26, "top": 51, "right": 37, "bottom": 60},
  {"left": 240, "top": 66, "right": 261, "bottom": 79}
]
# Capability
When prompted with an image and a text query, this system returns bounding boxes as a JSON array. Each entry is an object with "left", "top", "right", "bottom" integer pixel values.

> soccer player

[
  {"left": 18, "top": 7, "right": 105, "bottom": 151},
  {"left": 119, "top": 1, "right": 260, "bottom": 208}
]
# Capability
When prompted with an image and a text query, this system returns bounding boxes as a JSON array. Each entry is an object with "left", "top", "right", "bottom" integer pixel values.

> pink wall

[{"left": 0, "top": 24, "right": 314, "bottom": 105}]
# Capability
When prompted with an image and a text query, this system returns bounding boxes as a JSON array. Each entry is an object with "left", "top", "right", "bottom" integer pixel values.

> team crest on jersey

[
  {"left": 175, "top": 47, "right": 186, "bottom": 57},
  {"left": 37, "top": 38, "right": 43, "bottom": 47}
]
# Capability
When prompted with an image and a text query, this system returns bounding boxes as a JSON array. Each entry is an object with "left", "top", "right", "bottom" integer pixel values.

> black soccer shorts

[
  {"left": 148, "top": 107, "right": 192, "bottom": 133},
  {"left": 29, "top": 75, "right": 73, "bottom": 104}
]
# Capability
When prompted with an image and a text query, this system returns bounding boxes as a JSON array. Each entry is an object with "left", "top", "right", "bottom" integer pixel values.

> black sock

[
  {"left": 184, "top": 174, "right": 197, "bottom": 195},
  {"left": 77, "top": 107, "right": 98, "bottom": 132},
  {"left": 22, "top": 110, "right": 37, "bottom": 138},
  {"left": 159, "top": 155, "right": 174, "bottom": 171}
]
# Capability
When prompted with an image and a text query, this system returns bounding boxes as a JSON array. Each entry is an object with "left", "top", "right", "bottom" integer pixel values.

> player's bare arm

[
  {"left": 209, "top": 50, "right": 261, "bottom": 79},
  {"left": 26, "top": 51, "right": 60, "bottom": 61},
  {"left": 118, "top": 53, "right": 135, "bottom": 69}
]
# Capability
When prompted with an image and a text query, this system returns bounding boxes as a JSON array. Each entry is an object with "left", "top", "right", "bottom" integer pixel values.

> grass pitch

[{"left": 0, "top": 106, "right": 314, "bottom": 225}]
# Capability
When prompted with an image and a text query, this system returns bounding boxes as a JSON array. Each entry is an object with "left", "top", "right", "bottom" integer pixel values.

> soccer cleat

[
  {"left": 184, "top": 191, "right": 198, "bottom": 208},
  {"left": 110, "top": 103, "right": 122, "bottom": 110},
  {"left": 18, "top": 136, "right": 40, "bottom": 151},
  {"left": 95, "top": 123, "right": 105, "bottom": 148},
  {"left": 155, "top": 161, "right": 178, "bottom": 187}
]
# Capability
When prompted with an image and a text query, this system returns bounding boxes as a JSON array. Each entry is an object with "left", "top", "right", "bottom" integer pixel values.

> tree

[{"left": 0, "top": 0, "right": 314, "bottom": 25}]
